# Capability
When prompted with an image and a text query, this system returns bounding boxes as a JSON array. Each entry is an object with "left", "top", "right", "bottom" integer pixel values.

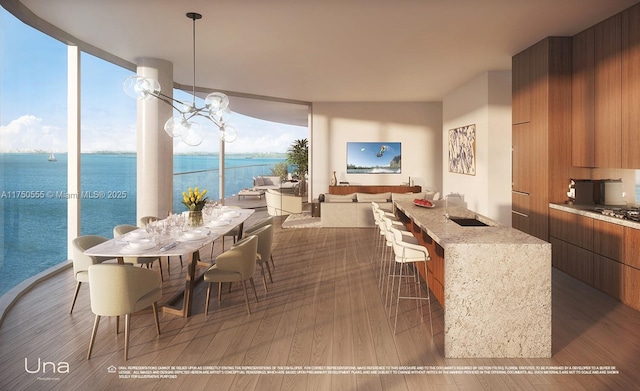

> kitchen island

[{"left": 394, "top": 199, "right": 552, "bottom": 358}]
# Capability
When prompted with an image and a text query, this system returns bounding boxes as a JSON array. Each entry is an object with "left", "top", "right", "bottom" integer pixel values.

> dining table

[{"left": 84, "top": 207, "right": 255, "bottom": 317}]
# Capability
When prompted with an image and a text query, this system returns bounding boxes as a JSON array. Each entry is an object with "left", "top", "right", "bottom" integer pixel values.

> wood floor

[{"left": 2, "top": 211, "right": 640, "bottom": 390}]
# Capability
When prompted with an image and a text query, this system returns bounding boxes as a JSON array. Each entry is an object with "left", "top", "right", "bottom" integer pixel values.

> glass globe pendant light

[{"left": 123, "top": 12, "right": 236, "bottom": 145}]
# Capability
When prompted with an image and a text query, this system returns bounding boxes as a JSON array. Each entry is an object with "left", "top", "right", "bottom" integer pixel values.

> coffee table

[{"left": 238, "top": 189, "right": 265, "bottom": 199}]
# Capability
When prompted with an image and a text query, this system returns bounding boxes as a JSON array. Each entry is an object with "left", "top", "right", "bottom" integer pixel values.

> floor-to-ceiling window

[
  {"left": 0, "top": 5, "right": 309, "bottom": 298},
  {"left": 80, "top": 52, "right": 136, "bottom": 236},
  {"left": 171, "top": 90, "right": 308, "bottom": 212},
  {"left": 0, "top": 8, "right": 68, "bottom": 295}
]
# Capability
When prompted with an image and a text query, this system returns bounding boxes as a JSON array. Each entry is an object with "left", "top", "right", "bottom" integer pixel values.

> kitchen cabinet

[
  {"left": 551, "top": 237, "right": 593, "bottom": 285},
  {"left": 549, "top": 207, "right": 593, "bottom": 250},
  {"left": 512, "top": 49, "right": 531, "bottom": 125},
  {"left": 571, "top": 27, "right": 595, "bottom": 167},
  {"left": 570, "top": 13, "right": 623, "bottom": 168},
  {"left": 622, "top": 3, "right": 640, "bottom": 168},
  {"left": 593, "top": 219, "right": 624, "bottom": 261},
  {"left": 594, "top": 254, "right": 624, "bottom": 299},
  {"left": 549, "top": 205, "right": 640, "bottom": 311},
  {"left": 623, "top": 226, "right": 640, "bottom": 270},
  {"left": 623, "top": 265, "right": 640, "bottom": 310},
  {"left": 511, "top": 37, "right": 572, "bottom": 242},
  {"left": 511, "top": 191, "right": 530, "bottom": 233},
  {"left": 594, "top": 13, "right": 622, "bottom": 168},
  {"left": 511, "top": 123, "right": 533, "bottom": 194}
]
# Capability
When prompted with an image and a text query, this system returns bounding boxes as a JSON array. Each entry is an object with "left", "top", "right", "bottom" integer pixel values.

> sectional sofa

[{"left": 320, "top": 191, "right": 440, "bottom": 227}]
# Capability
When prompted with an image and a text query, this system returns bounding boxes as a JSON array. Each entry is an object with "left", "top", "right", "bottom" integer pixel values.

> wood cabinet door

[
  {"left": 594, "top": 14, "right": 622, "bottom": 168},
  {"left": 551, "top": 237, "right": 594, "bottom": 285},
  {"left": 549, "top": 208, "right": 593, "bottom": 251},
  {"left": 593, "top": 219, "right": 624, "bottom": 261},
  {"left": 622, "top": 3, "right": 640, "bottom": 168},
  {"left": 571, "top": 27, "right": 595, "bottom": 167},
  {"left": 622, "top": 264, "right": 640, "bottom": 311},
  {"left": 593, "top": 254, "right": 624, "bottom": 300},
  {"left": 623, "top": 226, "right": 640, "bottom": 269},
  {"left": 512, "top": 123, "right": 533, "bottom": 193},
  {"left": 512, "top": 49, "right": 531, "bottom": 125}
]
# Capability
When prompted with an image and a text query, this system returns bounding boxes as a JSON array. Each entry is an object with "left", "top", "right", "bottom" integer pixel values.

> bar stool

[
  {"left": 387, "top": 225, "right": 433, "bottom": 336},
  {"left": 381, "top": 216, "right": 418, "bottom": 308}
]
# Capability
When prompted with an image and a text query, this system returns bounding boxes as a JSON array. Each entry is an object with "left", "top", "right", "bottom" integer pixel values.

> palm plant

[{"left": 286, "top": 138, "right": 308, "bottom": 195}]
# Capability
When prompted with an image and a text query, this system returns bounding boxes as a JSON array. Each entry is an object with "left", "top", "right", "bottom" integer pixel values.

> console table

[{"left": 328, "top": 185, "right": 421, "bottom": 195}]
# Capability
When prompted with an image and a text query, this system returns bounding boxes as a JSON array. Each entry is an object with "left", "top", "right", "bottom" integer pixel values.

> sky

[{"left": 0, "top": 8, "right": 307, "bottom": 155}]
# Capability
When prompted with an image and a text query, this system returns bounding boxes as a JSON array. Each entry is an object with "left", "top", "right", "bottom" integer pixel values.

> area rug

[{"left": 282, "top": 212, "right": 321, "bottom": 229}]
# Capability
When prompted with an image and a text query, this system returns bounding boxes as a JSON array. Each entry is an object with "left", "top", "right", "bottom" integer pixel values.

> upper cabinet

[
  {"left": 571, "top": 14, "right": 622, "bottom": 168},
  {"left": 571, "top": 4, "right": 640, "bottom": 169},
  {"left": 594, "top": 13, "right": 622, "bottom": 168},
  {"left": 512, "top": 49, "right": 531, "bottom": 125},
  {"left": 571, "top": 28, "right": 595, "bottom": 167},
  {"left": 622, "top": 3, "right": 640, "bottom": 168}
]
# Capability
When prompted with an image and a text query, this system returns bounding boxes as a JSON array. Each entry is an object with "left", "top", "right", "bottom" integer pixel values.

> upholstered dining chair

[
  {"left": 221, "top": 205, "right": 243, "bottom": 251},
  {"left": 69, "top": 235, "right": 114, "bottom": 314},
  {"left": 86, "top": 264, "right": 162, "bottom": 361},
  {"left": 247, "top": 224, "right": 274, "bottom": 293},
  {"left": 139, "top": 215, "right": 158, "bottom": 226},
  {"left": 113, "top": 224, "right": 164, "bottom": 280},
  {"left": 204, "top": 235, "right": 259, "bottom": 315},
  {"left": 244, "top": 216, "right": 276, "bottom": 269}
]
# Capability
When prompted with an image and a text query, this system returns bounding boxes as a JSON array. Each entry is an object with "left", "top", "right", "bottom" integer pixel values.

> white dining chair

[
  {"left": 86, "top": 264, "right": 162, "bottom": 360},
  {"left": 69, "top": 235, "right": 115, "bottom": 314}
]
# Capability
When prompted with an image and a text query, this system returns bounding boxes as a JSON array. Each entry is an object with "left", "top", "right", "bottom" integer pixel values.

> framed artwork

[
  {"left": 346, "top": 141, "right": 401, "bottom": 174},
  {"left": 448, "top": 124, "right": 476, "bottom": 175}
]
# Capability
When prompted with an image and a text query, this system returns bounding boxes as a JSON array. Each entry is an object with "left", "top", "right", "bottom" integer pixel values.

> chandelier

[{"left": 123, "top": 12, "right": 237, "bottom": 146}]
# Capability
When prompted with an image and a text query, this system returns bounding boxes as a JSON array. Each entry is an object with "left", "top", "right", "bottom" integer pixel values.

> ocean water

[{"left": 0, "top": 153, "right": 284, "bottom": 296}]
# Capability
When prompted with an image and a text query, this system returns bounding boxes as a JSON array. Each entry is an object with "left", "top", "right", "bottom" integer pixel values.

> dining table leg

[
  {"left": 183, "top": 250, "right": 199, "bottom": 317},
  {"left": 161, "top": 250, "right": 200, "bottom": 317}
]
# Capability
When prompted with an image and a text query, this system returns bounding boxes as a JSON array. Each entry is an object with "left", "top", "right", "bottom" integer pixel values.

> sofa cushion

[
  {"left": 254, "top": 176, "right": 265, "bottom": 186},
  {"left": 263, "top": 176, "right": 277, "bottom": 186},
  {"left": 324, "top": 193, "right": 356, "bottom": 203},
  {"left": 391, "top": 192, "right": 425, "bottom": 202},
  {"left": 356, "top": 192, "right": 391, "bottom": 203}
]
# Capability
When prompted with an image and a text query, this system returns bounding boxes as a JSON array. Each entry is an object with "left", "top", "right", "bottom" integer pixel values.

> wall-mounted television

[{"left": 346, "top": 142, "right": 401, "bottom": 174}]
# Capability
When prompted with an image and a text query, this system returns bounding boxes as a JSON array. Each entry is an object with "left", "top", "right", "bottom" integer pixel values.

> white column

[
  {"left": 67, "top": 46, "right": 80, "bottom": 259},
  {"left": 219, "top": 137, "right": 225, "bottom": 204},
  {"left": 136, "top": 58, "right": 174, "bottom": 223}
]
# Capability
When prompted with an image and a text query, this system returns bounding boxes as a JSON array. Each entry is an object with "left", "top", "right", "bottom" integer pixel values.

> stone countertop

[
  {"left": 550, "top": 203, "right": 640, "bottom": 230},
  {"left": 394, "top": 199, "right": 548, "bottom": 247}
]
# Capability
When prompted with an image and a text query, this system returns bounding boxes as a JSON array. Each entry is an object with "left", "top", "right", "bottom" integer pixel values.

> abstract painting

[{"left": 448, "top": 124, "right": 476, "bottom": 175}]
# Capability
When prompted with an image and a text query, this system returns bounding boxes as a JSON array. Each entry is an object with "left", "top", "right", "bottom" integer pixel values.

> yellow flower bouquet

[{"left": 181, "top": 187, "right": 208, "bottom": 211}]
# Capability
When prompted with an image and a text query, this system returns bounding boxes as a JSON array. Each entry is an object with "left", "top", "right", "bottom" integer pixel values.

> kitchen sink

[{"left": 449, "top": 217, "right": 489, "bottom": 227}]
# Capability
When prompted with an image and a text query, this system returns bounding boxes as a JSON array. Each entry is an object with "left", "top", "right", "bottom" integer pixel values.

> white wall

[
  {"left": 311, "top": 102, "right": 443, "bottom": 199},
  {"left": 442, "top": 71, "right": 512, "bottom": 225}
]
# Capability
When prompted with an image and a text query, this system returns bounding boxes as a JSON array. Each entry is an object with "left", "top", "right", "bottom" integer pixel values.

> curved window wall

[{"left": 0, "top": 8, "right": 68, "bottom": 296}]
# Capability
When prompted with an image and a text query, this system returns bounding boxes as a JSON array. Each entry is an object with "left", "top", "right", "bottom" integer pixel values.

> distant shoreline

[{"left": 0, "top": 151, "right": 287, "bottom": 158}]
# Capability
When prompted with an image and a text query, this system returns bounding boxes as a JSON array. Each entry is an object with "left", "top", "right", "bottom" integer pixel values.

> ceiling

[{"left": 4, "top": 0, "right": 639, "bottom": 124}]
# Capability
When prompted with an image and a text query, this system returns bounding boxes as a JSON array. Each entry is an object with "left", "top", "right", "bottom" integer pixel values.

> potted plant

[{"left": 286, "top": 139, "right": 308, "bottom": 196}]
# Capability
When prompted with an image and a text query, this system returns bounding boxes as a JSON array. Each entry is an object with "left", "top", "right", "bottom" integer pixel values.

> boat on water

[{"left": 48, "top": 152, "right": 57, "bottom": 162}]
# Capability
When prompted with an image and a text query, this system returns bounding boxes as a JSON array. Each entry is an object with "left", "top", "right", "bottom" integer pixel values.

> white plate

[
  {"left": 121, "top": 241, "right": 155, "bottom": 253},
  {"left": 180, "top": 231, "right": 209, "bottom": 241},
  {"left": 127, "top": 230, "right": 149, "bottom": 239},
  {"left": 222, "top": 211, "right": 241, "bottom": 218},
  {"left": 208, "top": 220, "right": 230, "bottom": 227}
]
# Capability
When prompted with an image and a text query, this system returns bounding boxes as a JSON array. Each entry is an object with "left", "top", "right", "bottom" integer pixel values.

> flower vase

[
  {"left": 189, "top": 210, "right": 203, "bottom": 227},
  {"left": 330, "top": 171, "right": 337, "bottom": 186}
]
